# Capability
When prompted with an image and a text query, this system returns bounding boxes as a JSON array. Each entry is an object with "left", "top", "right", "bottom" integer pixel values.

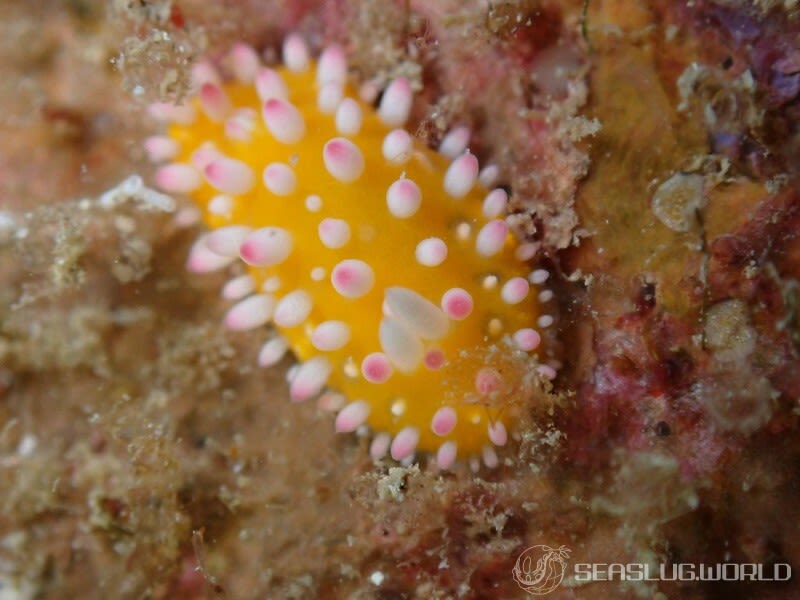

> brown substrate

[{"left": 1, "top": 1, "right": 798, "bottom": 599}]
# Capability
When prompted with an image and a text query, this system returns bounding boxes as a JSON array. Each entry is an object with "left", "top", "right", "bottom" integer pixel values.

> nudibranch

[{"left": 145, "top": 36, "right": 556, "bottom": 469}]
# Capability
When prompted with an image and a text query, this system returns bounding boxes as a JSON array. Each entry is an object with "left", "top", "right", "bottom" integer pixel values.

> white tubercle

[
  {"left": 239, "top": 227, "right": 293, "bottom": 266},
  {"left": 273, "top": 290, "right": 313, "bottom": 328},
  {"left": 475, "top": 367, "right": 503, "bottom": 396},
  {"left": 436, "top": 441, "right": 458, "bottom": 470},
  {"left": 205, "top": 158, "right": 255, "bottom": 195},
  {"left": 359, "top": 80, "right": 380, "bottom": 103},
  {"left": 529, "top": 269, "right": 550, "bottom": 284},
  {"left": 515, "top": 242, "right": 539, "bottom": 261},
  {"left": 431, "top": 407, "right": 457, "bottom": 437},
  {"left": 475, "top": 220, "right": 509, "bottom": 257},
  {"left": 318, "top": 391, "right": 346, "bottom": 412},
  {"left": 225, "top": 109, "right": 257, "bottom": 142},
  {"left": 438, "top": 126, "right": 470, "bottom": 159},
  {"left": 361, "top": 352, "right": 393, "bottom": 383},
  {"left": 317, "top": 45, "right": 347, "bottom": 85},
  {"left": 379, "top": 316, "right": 424, "bottom": 372},
  {"left": 370, "top": 433, "right": 391, "bottom": 461},
  {"left": 384, "top": 287, "right": 449, "bottom": 340},
  {"left": 263, "top": 162, "right": 297, "bottom": 196},
  {"left": 174, "top": 206, "right": 200, "bottom": 228},
  {"left": 317, "top": 83, "right": 343, "bottom": 114},
  {"left": 386, "top": 178, "right": 421, "bottom": 218},
  {"left": 390, "top": 427, "right": 420, "bottom": 461},
  {"left": 487, "top": 422, "right": 508, "bottom": 446},
  {"left": 415, "top": 238, "right": 447, "bottom": 267},
  {"left": 171, "top": 206, "right": 201, "bottom": 227},
  {"left": 318, "top": 218, "right": 351, "bottom": 249},
  {"left": 191, "top": 143, "right": 222, "bottom": 170},
  {"left": 501, "top": 277, "right": 530, "bottom": 304},
  {"left": 289, "top": 356, "right": 332, "bottom": 402},
  {"left": 335, "top": 99, "right": 363, "bottom": 135},
  {"left": 539, "top": 289, "right": 554, "bottom": 302},
  {"left": 538, "top": 364, "right": 557, "bottom": 380},
  {"left": 482, "top": 188, "right": 508, "bottom": 218},
  {"left": 424, "top": 349, "right": 445, "bottom": 370},
  {"left": 305, "top": 194, "right": 323, "bottom": 212},
  {"left": 255, "top": 67, "right": 289, "bottom": 101},
  {"left": 482, "top": 446, "right": 499, "bottom": 469},
  {"left": 441, "top": 288, "right": 473, "bottom": 320},
  {"left": 155, "top": 164, "right": 202, "bottom": 194},
  {"left": 537, "top": 315, "right": 554, "bottom": 328},
  {"left": 258, "top": 336, "right": 288, "bottom": 367},
  {"left": 262, "top": 99, "right": 306, "bottom": 144},
  {"left": 378, "top": 78, "right": 412, "bottom": 127},
  {"left": 335, "top": 400, "right": 371, "bottom": 433},
  {"left": 382, "top": 129, "right": 413, "bottom": 163},
  {"left": 290, "top": 356, "right": 332, "bottom": 402},
  {"left": 263, "top": 276, "right": 282, "bottom": 293},
  {"left": 331, "top": 259, "right": 375, "bottom": 298},
  {"left": 311, "top": 321, "right": 351, "bottom": 351},
  {"left": 192, "top": 60, "right": 222, "bottom": 88},
  {"left": 208, "top": 195, "right": 233, "bottom": 218},
  {"left": 478, "top": 164, "right": 500, "bottom": 188},
  {"left": 282, "top": 34, "right": 310, "bottom": 72},
  {"left": 323, "top": 138, "right": 365, "bottom": 182},
  {"left": 143, "top": 136, "right": 178, "bottom": 162},
  {"left": 229, "top": 42, "right": 260, "bottom": 83},
  {"left": 206, "top": 225, "right": 253, "bottom": 257},
  {"left": 222, "top": 274, "right": 256, "bottom": 300},
  {"left": 223, "top": 294, "right": 276, "bottom": 331},
  {"left": 199, "top": 83, "right": 232, "bottom": 122},
  {"left": 512, "top": 328, "right": 541, "bottom": 352},
  {"left": 148, "top": 102, "right": 196, "bottom": 125},
  {"left": 443, "top": 151, "right": 479, "bottom": 198},
  {"left": 186, "top": 236, "right": 235, "bottom": 273}
]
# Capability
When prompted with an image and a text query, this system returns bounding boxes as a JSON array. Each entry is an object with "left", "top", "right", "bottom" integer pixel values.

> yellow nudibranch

[{"left": 146, "top": 36, "right": 556, "bottom": 469}]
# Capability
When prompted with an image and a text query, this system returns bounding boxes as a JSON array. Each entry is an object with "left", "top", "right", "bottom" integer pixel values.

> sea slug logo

[
  {"left": 512, "top": 544, "right": 571, "bottom": 595},
  {"left": 512, "top": 543, "right": 792, "bottom": 594}
]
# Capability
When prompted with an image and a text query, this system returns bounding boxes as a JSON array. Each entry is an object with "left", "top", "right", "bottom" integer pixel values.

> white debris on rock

[
  {"left": 97, "top": 175, "right": 175, "bottom": 212},
  {"left": 651, "top": 172, "right": 705, "bottom": 233}
]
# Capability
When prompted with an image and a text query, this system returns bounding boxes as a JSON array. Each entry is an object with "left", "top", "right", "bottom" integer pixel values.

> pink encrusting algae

[{"left": 147, "top": 35, "right": 556, "bottom": 469}]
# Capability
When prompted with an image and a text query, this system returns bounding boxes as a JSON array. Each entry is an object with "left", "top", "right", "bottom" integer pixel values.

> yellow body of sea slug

[{"left": 146, "top": 35, "right": 556, "bottom": 469}]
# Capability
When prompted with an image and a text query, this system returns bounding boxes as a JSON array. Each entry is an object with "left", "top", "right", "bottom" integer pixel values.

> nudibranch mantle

[{"left": 146, "top": 36, "right": 555, "bottom": 469}]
